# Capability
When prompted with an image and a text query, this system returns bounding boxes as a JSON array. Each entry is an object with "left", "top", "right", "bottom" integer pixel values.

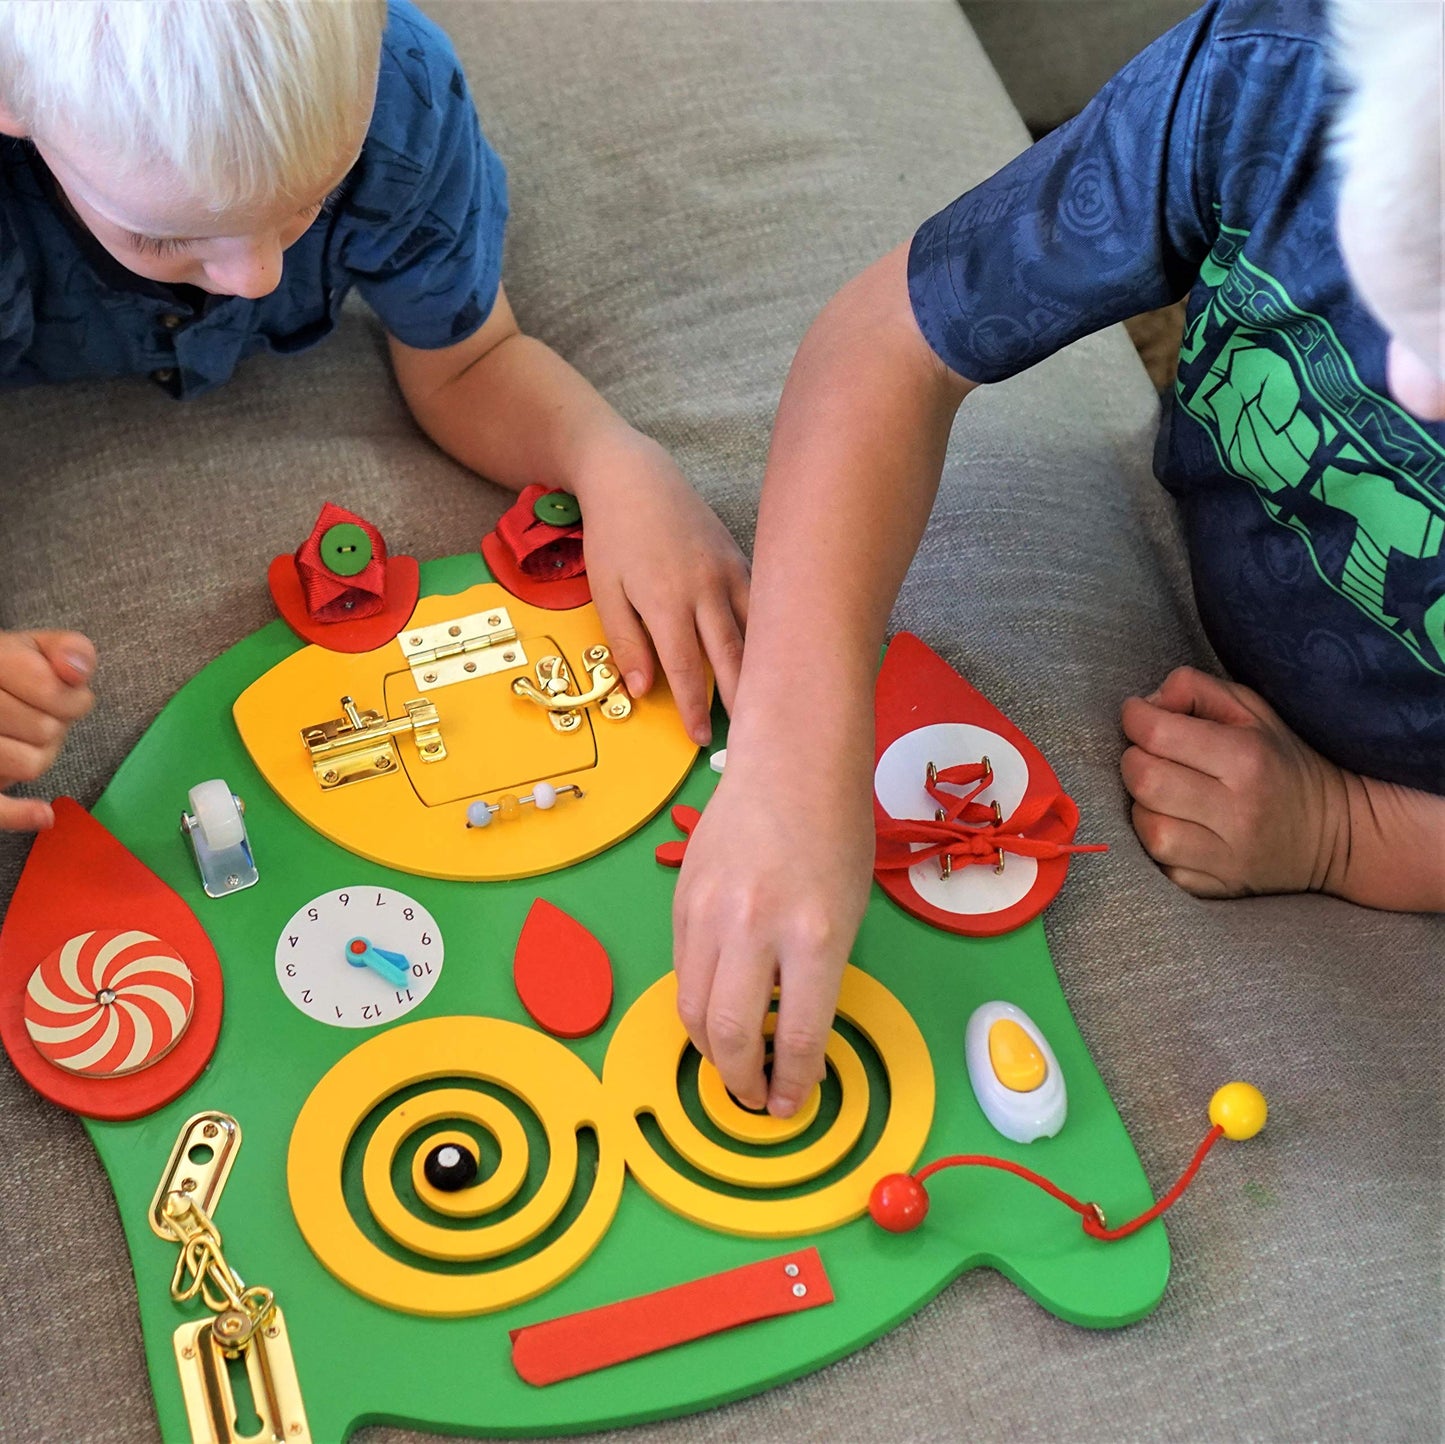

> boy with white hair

[
  {"left": 0, "top": 0, "right": 750, "bottom": 831},
  {"left": 674, "top": 0, "right": 1445, "bottom": 1120}
]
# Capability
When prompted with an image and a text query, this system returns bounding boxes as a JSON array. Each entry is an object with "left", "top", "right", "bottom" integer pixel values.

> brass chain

[{"left": 160, "top": 1191, "right": 276, "bottom": 1354}]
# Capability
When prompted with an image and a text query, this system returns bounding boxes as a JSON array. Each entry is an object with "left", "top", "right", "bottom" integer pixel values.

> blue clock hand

[{"left": 346, "top": 936, "right": 411, "bottom": 989}]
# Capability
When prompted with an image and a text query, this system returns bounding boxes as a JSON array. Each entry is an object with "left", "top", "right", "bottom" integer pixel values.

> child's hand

[
  {"left": 673, "top": 739, "right": 876, "bottom": 1118},
  {"left": 571, "top": 431, "right": 750, "bottom": 747},
  {"left": 1119, "top": 665, "right": 1347, "bottom": 897},
  {"left": 0, "top": 630, "right": 97, "bottom": 831}
]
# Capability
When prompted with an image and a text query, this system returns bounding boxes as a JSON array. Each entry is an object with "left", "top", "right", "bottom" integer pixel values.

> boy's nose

[{"left": 202, "top": 238, "right": 283, "bottom": 300}]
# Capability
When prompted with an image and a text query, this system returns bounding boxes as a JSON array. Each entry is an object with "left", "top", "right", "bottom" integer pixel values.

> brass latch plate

[
  {"left": 150, "top": 1112, "right": 241, "bottom": 1240},
  {"left": 302, "top": 696, "right": 445, "bottom": 791},
  {"left": 174, "top": 1306, "right": 310, "bottom": 1444},
  {"left": 401, "top": 607, "right": 528, "bottom": 690}
]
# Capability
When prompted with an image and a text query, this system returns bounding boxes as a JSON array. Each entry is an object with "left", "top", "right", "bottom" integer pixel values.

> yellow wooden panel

[
  {"left": 233, "top": 584, "right": 700, "bottom": 880},
  {"left": 287, "top": 1015, "right": 625, "bottom": 1317}
]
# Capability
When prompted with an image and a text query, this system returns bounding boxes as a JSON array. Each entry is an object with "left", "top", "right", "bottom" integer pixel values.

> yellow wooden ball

[{"left": 1209, "top": 1082, "right": 1267, "bottom": 1141}]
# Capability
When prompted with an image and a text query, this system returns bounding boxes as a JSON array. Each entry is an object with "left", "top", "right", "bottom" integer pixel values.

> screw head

[
  {"left": 202, "top": 1123, "right": 218, "bottom": 1138},
  {"left": 448, "top": 625, "right": 461, "bottom": 637},
  {"left": 180, "top": 1178, "right": 197, "bottom": 1193},
  {"left": 792, "top": 1283, "right": 807, "bottom": 1298}
]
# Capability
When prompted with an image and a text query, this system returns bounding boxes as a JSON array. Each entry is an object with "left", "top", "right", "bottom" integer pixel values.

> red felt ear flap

[{"left": 0, "top": 800, "right": 223, "bottom": 1119}]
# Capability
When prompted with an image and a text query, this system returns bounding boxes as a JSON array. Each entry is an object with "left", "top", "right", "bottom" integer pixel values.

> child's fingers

[
  {"left": 1119, "top": 744, "right": 1228, "bottom": 829},
  {"left": 766, "top": 958, "right": 836, "bottom": 1120},
  {"left": 1129, "top": 800, "right": 1230, "bottom": 878},
  {"left": 696, "top": 595, "right": 744, "bottom": 719},
  {"left": 671, "top": 909, "right": 720, "bottom": 1067},
  {"left": 0, "top": 735, "right": 56, "bottom": 789},
  {"left": 646, "top": 609, "right": 713, "bottom": 748},
  {"left": 0, "top": 792, "right": 55, "bottom": 833},
  {"left": 1120, "top": 696, "right": 1254, "bottom": 782},
  {"left": 29, "top": 630, "right": 97, "bottom": 688},
  {"left": 702, "top": 943, "right": 776, "bottom": 1112},
  {"left": 0, "top": 691, "right": 68, "bottom": 749},
  {"left": 1149, "top": 666, "right": 1256, "bottom": 726},
  {"left": 0, "top": 635, "right": 96, "bottom": 722},
  {"left": 729, "top": 568, "right": 750, "bottom": 637},
  {"left": 1160, "top": 865, "right": 1234, "bottom": 899},
  {"left": 590, "top": 583, "right": 655, "bottom": 699}
]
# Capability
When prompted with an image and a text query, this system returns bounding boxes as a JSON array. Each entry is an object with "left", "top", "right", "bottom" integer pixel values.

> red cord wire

[{"left": 915, "top": 1125, "right": 1226, "bottom": 1241}]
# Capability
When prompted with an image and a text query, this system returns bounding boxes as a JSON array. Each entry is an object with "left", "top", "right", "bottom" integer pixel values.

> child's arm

[
  {"left": 0, "top": 630, "right": 96, "bottom": 831},
  {"left": 673, "top": 244, "right": 975, "bottom": 1117},
  {"left": 389, "top": 285, "right": 749, "bottom": 748},
  {"left": 1121, "top": 667, "right": 1445, "bottom": 911}
]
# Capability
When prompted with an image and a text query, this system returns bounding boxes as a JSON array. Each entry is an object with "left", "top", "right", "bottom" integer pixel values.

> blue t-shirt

[
  {"left": 0, "top": 0, "right": 508, "bottom": 399},
  {"left": 909, "top": 0, "right": 1445, "bottom": 796}
]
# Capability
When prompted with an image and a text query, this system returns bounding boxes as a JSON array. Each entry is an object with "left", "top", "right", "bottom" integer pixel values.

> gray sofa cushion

[{"left": 0, "top": 3, "right": 1439, "bottom": 1442}]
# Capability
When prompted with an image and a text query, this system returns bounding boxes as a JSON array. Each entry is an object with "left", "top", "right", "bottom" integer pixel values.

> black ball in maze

[{"left": 423, "top": 1142, "right": 479, "bottom": 1191}]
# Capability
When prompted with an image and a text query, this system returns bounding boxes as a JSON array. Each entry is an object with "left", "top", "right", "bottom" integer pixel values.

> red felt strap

[
  {"left": 293, "top": 501, "right": 388, "bottom": 622},
  {"left": 510, "top": 1247, "right": 833, "bottom": 1386},
  {"left": 496, "top": 484, "right": 586, "bottom": 580}
]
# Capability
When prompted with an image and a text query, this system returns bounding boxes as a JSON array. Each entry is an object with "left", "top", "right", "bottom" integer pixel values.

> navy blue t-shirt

[
  {"left": 909, "top": 0, "right": 1445, "bottom": 795},
  {"left": 0, "top": 0, "right": 508, "bottom": 399}
]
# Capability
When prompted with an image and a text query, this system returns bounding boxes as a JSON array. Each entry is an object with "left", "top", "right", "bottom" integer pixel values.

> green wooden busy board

[{"left": 60, "top": 553, "right": 1167, "bottom": 1441}]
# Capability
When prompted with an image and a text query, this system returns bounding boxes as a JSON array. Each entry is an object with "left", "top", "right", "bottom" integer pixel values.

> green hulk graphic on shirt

[{"left": 1176, "top": 222, "right": 1445, "bottom": 676}]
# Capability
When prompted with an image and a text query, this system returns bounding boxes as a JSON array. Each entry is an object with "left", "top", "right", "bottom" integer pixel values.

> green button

[
  {"left": 533, "top": 491, "right": 581, "bottom": 526},
  {"left": 320, "top": 522, "right": 373, "bottom": 577}
]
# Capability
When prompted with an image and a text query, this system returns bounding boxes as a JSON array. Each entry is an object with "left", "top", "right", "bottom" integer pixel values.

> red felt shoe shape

[
  {"left": 872, "top": 634, "right": 1103, "bottom": 937},
  {"left": 0, "top": 799, "right": 224, "bottom": 1119}
]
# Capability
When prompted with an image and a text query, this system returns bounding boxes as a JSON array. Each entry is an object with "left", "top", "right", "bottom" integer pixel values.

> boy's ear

[{"left": 0, "top": 99, "right": 28, "bottom": 138}]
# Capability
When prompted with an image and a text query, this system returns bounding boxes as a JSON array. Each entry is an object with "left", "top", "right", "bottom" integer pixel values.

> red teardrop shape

[
  {"left": 512, "top": 899, "right": 613, "bottom": 1038},
  {"left": 0, "top": 798, "right": 224, "bottom": 1119}
]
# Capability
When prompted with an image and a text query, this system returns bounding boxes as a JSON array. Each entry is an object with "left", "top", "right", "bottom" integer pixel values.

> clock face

[{"left": 275, "top": 887, "right": 445, "bottom": 1028}]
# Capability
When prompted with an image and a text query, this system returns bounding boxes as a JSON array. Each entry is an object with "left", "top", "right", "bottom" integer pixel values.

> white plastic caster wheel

[{"left": 188, "top": 780, "right": 245, "bottom": 852}]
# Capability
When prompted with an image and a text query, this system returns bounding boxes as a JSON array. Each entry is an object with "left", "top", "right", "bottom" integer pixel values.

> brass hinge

[
  {"left": 400, "top": 606, "right": 528, "bottom": 690},
  {"left": 512, "top": 645, "right": 632, "bottom": 733},
  {"left": 153, "top": 1113, "right": 311, "bottom": 1444},
  {"left": 301, "top": 695, "right": 445, "bottom": 791}
]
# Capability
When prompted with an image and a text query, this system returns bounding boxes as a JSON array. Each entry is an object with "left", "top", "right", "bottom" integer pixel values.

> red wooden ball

[{"left": 868, "top": 1173, "right": 930, "bottom": 1232}]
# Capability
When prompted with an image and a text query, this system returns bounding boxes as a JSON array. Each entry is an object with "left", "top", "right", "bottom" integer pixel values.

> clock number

[
  {"left": 288, "top": 935, "right": 299, "bottom": 948},
  {"left": 334, "top": 1005, "right": 343, "bottom": 1019},
  {"left": 403, "top": 907, "right": 415, "bottom": 921},
  {"left": 362, "top": 1003, "right": 381, "bottom": 1021},
  {"left": 375, "top": 892, "right": 385, "bottom": 906},
  {"left": 302, "top": 988, "right": 313, "bottom": 1004},
  {"left": 285, "top": 963, "right": 296, "bottom": 978},
  {"left": 395, "top": 989, "right": 414, "bottom": 1005},
  {"left": 420, "top": 931, "right": 432, "bottom": 946},
  {"left": 339, "top": 892, "right": 350, "bottom": 907},
  {"left": 412, "top": 961, "right": 433, "bottom": 978},
  {"left": 307, "top": 907, "right": 318, "bottom": 922}
]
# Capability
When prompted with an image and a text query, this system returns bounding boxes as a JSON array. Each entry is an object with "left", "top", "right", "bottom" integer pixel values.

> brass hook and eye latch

[{"left": 512, "top": 646, "right": 632, "bottom": 733}]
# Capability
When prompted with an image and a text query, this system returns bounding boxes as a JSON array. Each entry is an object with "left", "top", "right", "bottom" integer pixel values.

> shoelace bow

[{"left": 875, "top": 761, "right": 1107, "bottom": 872}]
